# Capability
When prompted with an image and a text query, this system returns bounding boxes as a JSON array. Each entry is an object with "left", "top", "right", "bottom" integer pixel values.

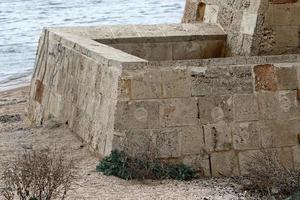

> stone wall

[
  {"left": 27, "top": 28, "right": 146, "bottom": 156},
  {"left": 182, "top": 0, "right": 300, "bottom": 56},
  {"left": 114, "top": 56, "right": 300, "bottom": 176},
  {"left": 256, "top": 0, "right": 300, "bottom": 55},
  {"left": 28, "top": 23, "right": 300, "bottom": 177},
  {"left": 28, "top": 23, "right": 226, "bottom": 157}
]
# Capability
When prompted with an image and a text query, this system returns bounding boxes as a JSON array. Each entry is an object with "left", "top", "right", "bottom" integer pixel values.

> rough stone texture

[
  {"left": 28, "top": 10, "right": 300, "bottom": 177},
  {"left": 182, "top": 0, "right": 300, "bottom": 56}
]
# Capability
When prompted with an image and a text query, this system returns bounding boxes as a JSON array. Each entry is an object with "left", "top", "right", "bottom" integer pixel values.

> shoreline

[{"left": 0, "top": 83, "right": 30, "bottom": 94}]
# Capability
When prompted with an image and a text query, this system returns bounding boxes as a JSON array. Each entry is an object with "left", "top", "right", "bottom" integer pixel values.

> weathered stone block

[
  {"left": 161, "top": 68, "right": 191, "bottom": 98},
  {"left": 239, "top": 147, "right": 294, "bottom": 175},
  {"left": 203, "top": 121, "right": 232, "bottom": 152},
  {"left": 254, "top": 64, "right": 278, "bottom": 91},
  {"left": 291, "top": 3, "right": 300, "bottom": 25},
  {"left": 115, "top": 100, "right": 160, "bottom": 130},
  {"left": 182, "top": 154, "right": 211, "bottom": 176},
  {"left": 130, "top": 70, "right": 162, "bottom": 99},
  {"left": 211, "top": 151, "right": 239, "bottom": 177},
  {"left": 198, "top": 95, "right": 233, "bottom": 125},
  {"left": 257, "top": 91, "right": 279, "bottom": 120},
  {"left": 241, "top": 12, "right": 257, "bottom": 35},
  {"left": 276, "top": 65, "right": 298, "bottom": 90},
  {"left": 238, "top": 150, "right": 260, "bottom": 175},
  {"left": 273, "top": 4, "right": 292, "bottom": 25},
  {"left": 293, "top": 145, "right": 300, "bottom": 169},
  {"left": 181, "top": 126, "right": 205, "bottom": 155},
  {"left": 34, "top": 79, "right": 44, "bottom": 104},
  {"left": 233, "top": 94, "right": 259, "bottom": 122},
  {"left": 191, "top": 65, "right": 253, "bottom": 96},
  {"left": 259, "top": 119, "right": 299, "bottom": 147},
  {"left": 154, "top": 128, "right": 181, "bottom": 158},
  {"left": 144, "top": 43, "right": 173, "bottom": 61},
  {"left": 160, "top": 98, "right": 198, "bottom": 127},
  {"left": 278, "top": 91, "right": 299, "bottom": 119},
  {"left": 274, "top": 26, "right": 298, "bottom": 47},
  {"left": 232, "top": 122, "right": 260, "bottom": 150},
  {"left": 113, "top": 129, "right": 155, "bottom": 157}
]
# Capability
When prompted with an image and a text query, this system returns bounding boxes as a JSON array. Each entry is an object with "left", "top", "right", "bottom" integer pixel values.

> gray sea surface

[{"left": 0, "top": 0, "right": 184, "bottom": 91}]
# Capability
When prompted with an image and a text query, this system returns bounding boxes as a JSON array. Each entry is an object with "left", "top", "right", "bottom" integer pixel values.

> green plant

[
  {"left": 96, "top": 150, "right": 196, "bottom": 181},
  {"left": 96, "top": 150, "right": 133, "bottom": 180}
]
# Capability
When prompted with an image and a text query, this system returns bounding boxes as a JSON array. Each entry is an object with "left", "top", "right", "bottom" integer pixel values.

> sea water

[{"left": 0, "top": 0, "right": 184, "bottom": 90}]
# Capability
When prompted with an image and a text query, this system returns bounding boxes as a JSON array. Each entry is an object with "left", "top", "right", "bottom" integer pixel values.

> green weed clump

[{"left": 96, "top": 150, "right": 196, "bottom": 181}]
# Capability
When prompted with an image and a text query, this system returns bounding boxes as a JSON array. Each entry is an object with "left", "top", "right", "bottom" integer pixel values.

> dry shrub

[
  {"left": 244, "top": 140, "right": 300, "bottom": 197},
  {"left": 1, "top": 148, "right": 75, "bottom": 200}
]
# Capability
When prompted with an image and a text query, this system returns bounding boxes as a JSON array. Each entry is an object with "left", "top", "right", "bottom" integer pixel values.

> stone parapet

[{"left": 28, "top": 22, "right": 300, "bottom": 177}]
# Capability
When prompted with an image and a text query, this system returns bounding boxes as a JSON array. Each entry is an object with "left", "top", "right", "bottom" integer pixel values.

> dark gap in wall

[
  {"left": 202, "top": 125, "right": 206, "bottom": 145},
  {"left": 196, "top": 2, "right": 206, "bottom": 22},
  {"left": 208, "top": 155, "right": 212, "bottom": 176}
]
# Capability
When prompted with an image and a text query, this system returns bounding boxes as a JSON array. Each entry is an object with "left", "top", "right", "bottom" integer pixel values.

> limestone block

[
  {"left": 113, "top": 129, "right": 156, "bottom": 158},
  {"left": 238, "top": 150, "right": 260, "bottom": 175},
  {"left": 276, "top": 65, "right": 298, "bottom": 90},
  {"left": 110, "top": 25, "right": 139, "bottom": 38},
  {"left": 273, "top": 4, "right": 292, "bottom": 26},
  {"left": 274, "top": 26, "right": 298, "bottom": 47},
  {"left": 160, "top": 98, "right": 198, "bottom": 127},
  {"left": 181, "top": 126, "right": 205, "bottom": 155},
  {"left": 158, "top": 24, "right": 190, "bottom": 36},
  {"left": 233, "top": 94, "right": 259, "bottom": 122},
  {"left": 90, "top": 124, "right": 107, "bottom": 156},
  {"left": 144, "top": 43, "right": 173, "bottom": 61},
  {"left": 241, "top": 12, "right": 258, "bottom": 35},
  {"left": 203, "top": 121, "right": 233, "bottom": 152},
  {"left": 114, "top": 100, "right": 160, "bottom": 130},
  {"left": 129, "top": 70, "right": 162, "bottom": 99},
  {"left": 154, "top": 128, "right": 181, "bottom": 158},
  {"left": 296, "top": 65, "right": 300, "bottom": 89},
  {"left": 291, "top": 3, "right": 300, "bottom": 25},
  {"left": 182, "top": 0, "right": 201, "bottom": 23},
  {"left": 134, "top": 24, "right": 165, "bottom": 37},
  {"left": 254, "top": 64, "right": 278, "bottom": 91},
  {"left": 182, "top": 154, "right": 211, "bottom": 176},
  {"left": 191, "top": 65, "right": 253, "bottom": 96},
  {"left": 278, "top": 91, "right": 299, "bottom": 119},
  {"left": 161, "top": 68, "right": 191, "bottom": 98},
  {"left": 198, "top": 95, "right": 233, "bottom": 125},
  {"left": 200, "top": 40, "right": 225, "bottom": 58},
  {"left": 171, "top": 40, "right": 225, "bottom": 60},
  {"left": 172, "top": 41, "right": 203, "bottom": 60},
  {"left": 232, "top": 122, "right": 260, "bottom": 150},
  {"left": 257, "top": 91, "right": 279, "bottom": 120},
  {"left": 99, "top": 66, "right": 121, "bottom": 99},
  {"left": 204, "top": 5, "right": 219, "bottom": 23},
  {"left": 259, "top": 119, "right": 299, "bottom": 147},
  {"left": 277, "top": 147, "right": 294, "bottom": 169},
  {"left": 211, "top": 151, "right": 239, "bottom": 177},
  {"left": 292, "top": 145, "right": 300, "bottom": 169},
  {"left": 239, "top": 147, "right": 294, "bottom": 175},
  {"left": 94, "top": 64, "right": 104, "bottom": 93}
]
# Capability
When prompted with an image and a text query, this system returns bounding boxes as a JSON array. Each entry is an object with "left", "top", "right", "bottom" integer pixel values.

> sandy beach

[{"left": 0, "top": 86, "right": 262, "bottom": 200}]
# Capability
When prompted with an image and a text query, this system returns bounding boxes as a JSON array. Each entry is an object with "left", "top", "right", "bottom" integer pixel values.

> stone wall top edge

[
  {"left": 46, "top": 23, "right": 226, "bottom": 41},
  {"left": 47, "top": 28, "right": 147, "bottom": 65},
  {"left": 121, "top": 54, "right": 300, "bottom": 71}
]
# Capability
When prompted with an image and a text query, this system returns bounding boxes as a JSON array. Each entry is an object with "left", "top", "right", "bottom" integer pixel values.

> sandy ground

[{"left": 0, "top": 86, "right": 263, "bottom": 200}]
